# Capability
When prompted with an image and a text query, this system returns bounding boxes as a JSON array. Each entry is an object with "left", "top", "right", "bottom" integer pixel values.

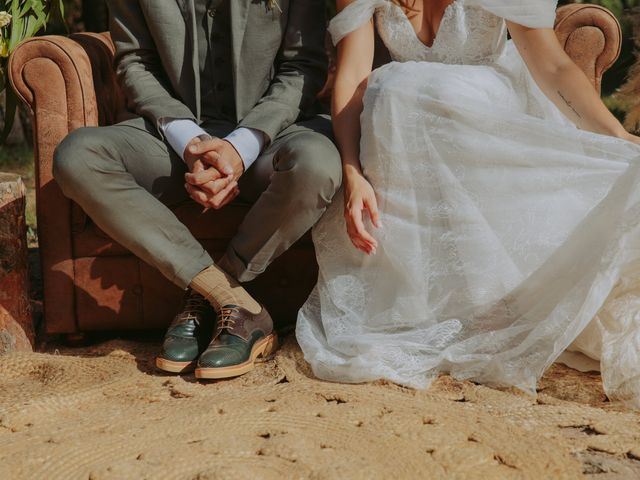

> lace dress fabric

[{"left": 296, "top": 0, "right": 640, "bottom": 407}]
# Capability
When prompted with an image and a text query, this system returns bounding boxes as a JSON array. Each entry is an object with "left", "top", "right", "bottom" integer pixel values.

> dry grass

[{"left": 1, "top": 337, "right": 639, "bottom": 479}]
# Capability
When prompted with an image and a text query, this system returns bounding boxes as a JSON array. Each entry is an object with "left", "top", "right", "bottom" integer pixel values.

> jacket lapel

[
  {"left": 176, "top": 0, "right": 201, "bottom": 120},
  {"left": 230, "top": 0, "right": 251, "bottom": 118}
]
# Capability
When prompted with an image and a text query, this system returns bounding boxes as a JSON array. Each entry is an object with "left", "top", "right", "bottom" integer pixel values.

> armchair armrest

[
  {"left": 555, "top": 4, "right": 622, "bottom": 94},
  {"left": 7, "top": 32, "right": 123, "bottom": 333}
]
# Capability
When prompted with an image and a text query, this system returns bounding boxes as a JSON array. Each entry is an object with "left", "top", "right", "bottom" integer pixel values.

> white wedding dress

[{"left": 296, "top": 0, "right": 640, "bottom": 407}]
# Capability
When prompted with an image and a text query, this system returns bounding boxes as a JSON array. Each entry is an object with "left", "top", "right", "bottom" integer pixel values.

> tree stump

[{"left": 0, "top": 173, "right": 33, "bottom": 353}]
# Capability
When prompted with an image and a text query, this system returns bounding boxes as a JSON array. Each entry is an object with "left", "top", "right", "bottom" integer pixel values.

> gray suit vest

[{"left": 195, "top": 0, "right": 236, "bottom": 122}]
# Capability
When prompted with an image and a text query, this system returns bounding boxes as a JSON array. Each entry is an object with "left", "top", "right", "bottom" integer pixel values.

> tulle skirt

[{"left": 296, "top": 51, "right": 640, "bottom": 407}]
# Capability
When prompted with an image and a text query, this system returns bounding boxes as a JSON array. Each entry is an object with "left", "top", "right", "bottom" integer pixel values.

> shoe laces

[
  {"left": 170, "top": 292, "right": 209, "bottom": 327},
  {"left": 216, "top": 305, "right": 241, "bottom": 334}
]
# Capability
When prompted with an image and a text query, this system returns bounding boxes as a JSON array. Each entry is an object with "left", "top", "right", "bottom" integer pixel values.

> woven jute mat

[{"left": 0, "top": 336, "right": 639, "bottom": 479}]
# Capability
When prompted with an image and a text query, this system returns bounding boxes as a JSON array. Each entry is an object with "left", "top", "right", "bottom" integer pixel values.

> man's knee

[
  {"left": 274, "top": 132, "right": 342, "bottom": 202},
  {"left": 53, "top": 127, "right": 117, "bottom": 191}
]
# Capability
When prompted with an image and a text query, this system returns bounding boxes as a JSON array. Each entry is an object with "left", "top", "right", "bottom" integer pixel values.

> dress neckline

[{"left": 386, "top": 0, "right": 460, "bottom": 52}]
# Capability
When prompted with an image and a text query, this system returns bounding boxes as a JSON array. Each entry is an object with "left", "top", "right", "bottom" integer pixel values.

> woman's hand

[{"left": 344, "top": 168, "right": 380, "bottom": 255}]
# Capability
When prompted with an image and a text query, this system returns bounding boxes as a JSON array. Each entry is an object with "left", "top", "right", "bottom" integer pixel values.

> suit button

[
  {"left": 214, "top": 57, "right": 224, "bottom": 66},
  {"left": 208, "top": 8, "right": 216, "bottom": 17},
  {"left": 216, "top": 83, "right": 227, "bottom": 91}
]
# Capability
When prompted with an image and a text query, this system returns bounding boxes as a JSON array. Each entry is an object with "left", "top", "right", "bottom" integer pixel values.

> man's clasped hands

[{"left": 183, "top": 136, "right": 244, "bottom": 211}]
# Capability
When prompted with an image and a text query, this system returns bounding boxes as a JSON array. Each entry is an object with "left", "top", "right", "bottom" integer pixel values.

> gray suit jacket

[{"left": 107, "top": 0, "right": 328, "bottom": 142}]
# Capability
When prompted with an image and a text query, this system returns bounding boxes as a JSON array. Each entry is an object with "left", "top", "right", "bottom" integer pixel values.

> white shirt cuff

[
  {"left": 159, "top": 118, "right": 208, "bottom": 161},
  {"left": 224, "top": 128, "right": 265, "bottom": 171}
]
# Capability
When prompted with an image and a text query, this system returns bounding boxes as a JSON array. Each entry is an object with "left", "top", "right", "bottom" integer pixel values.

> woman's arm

[
  {"left": 333, "top": 0, "right": 380, "bottom": 254},
  {"left": 507, "top": 22, "right": 640, "bottom": 144},
  {"left": 333, "top": 0, "right": 374, "bottom": 177}
]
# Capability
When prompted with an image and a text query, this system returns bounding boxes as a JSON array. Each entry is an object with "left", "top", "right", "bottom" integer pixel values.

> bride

[{"left": 296, "top": 0, "right": 640, "bottom": 406}]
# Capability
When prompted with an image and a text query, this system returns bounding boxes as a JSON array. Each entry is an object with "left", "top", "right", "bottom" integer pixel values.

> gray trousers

[{"left": 53, "top": 115, "right": 341, "bottom": 289}]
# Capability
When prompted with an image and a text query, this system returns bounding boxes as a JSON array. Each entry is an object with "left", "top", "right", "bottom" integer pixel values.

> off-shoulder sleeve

[
  {"left": 465, "top": 0, "right": 558, "bottom": 29},
  {"left": 328, "top": 0, "right": 388, "bottom": 45}
]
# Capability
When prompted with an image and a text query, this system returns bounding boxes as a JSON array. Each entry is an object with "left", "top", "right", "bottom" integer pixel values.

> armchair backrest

[
  {"left": 554, "top": 4, "right": 622, "bottom": 94},
  {"left": 68, "top": 33, "right": 127, "bottom": 127},
  {"left": 11, "top": 5, "right": 621, "bottom": 134}
]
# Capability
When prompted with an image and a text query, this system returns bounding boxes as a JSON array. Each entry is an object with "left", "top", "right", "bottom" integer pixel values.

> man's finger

[
  {"left": 185, "top": 168, "right": 223, "bottom": 186},
  {"left": 185, "top": 183, "right": 208, "bottom": 204},
  {"left": 187, "top": 137, "right": 226, "bottom": 156},
  {"left": 185, "top": 183, "right": 210, "bottom": 208},
  {"left": 217, "top": 185, "right": 240, "bottom": 209},
  {"left": 200, "top": 150, "right": 228, "bottom": 175},
  {"left": 197, "top": 175, "right": 234, "bottom": 195},
  {"left": 201, "top": 150, "right": 234, "bottom": 176},
  {"left": 200, "top": 149, "right": 222, "bottom": 167},
  {"left": 207, "top": 180, "right": 238, "bottom": 210},
  {"left": 191, "top": 158, "right": 206, "bottom": 173},
  {"left": 186, "top": 178, "right": 234, "bottom": 205}
]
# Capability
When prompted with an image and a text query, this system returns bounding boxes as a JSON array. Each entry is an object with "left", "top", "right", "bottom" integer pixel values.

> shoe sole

[
  {"left": 195, "top": 333, "right": 279, "bottom": 380},
  {"left": 155, "top": 357, "right": 197, "bottom": 374}
]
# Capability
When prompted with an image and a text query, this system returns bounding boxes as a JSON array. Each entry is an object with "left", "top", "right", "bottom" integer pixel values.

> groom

[{"left": 53, "top": 0, "right": 341, "bottom": 378}]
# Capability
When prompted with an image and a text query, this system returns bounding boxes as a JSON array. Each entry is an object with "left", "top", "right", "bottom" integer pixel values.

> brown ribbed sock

[{"left": 189, "top": 265, "right": 261, "bottom": 314}]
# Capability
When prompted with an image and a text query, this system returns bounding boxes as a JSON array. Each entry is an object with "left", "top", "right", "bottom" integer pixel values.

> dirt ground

[{"left": 0, "top": 335, "right": 639, "bottom": 479}]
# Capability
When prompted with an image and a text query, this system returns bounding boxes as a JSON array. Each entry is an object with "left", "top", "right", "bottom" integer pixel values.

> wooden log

[{"left": 0, "top": 173, "right": 33, "bottom": 353}]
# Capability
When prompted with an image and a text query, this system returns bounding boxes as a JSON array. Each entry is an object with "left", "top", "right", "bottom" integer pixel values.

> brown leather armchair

[{"left": 7, "top": 4, "right": 622, "bottom": 338}]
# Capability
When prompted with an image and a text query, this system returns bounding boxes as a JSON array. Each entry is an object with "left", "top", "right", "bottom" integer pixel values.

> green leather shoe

[
  {"left": 156, "top": 290, "right": 215, "bottom": 374},
  {"left": 195, "top": 304, "right": 278, "bottom": 379}
]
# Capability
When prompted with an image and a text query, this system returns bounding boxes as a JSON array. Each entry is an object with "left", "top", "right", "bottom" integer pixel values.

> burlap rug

[{"left": 1, "top": 336, "right": 639, "bottom": 479}]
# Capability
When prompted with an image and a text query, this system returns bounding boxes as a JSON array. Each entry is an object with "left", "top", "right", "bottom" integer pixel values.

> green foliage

[
  {"left": 572, "top": 0, "right": 640, "bottom": 18},
  {"left": 0, "top": 0, "right": 65, "bottom": 143}
]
